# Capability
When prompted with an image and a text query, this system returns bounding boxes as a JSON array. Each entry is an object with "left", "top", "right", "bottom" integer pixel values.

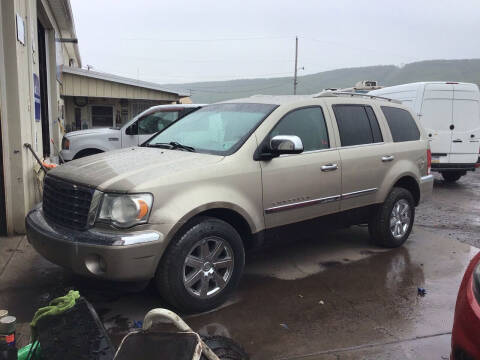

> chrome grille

[{"left": 42, "top": 175, "right": 95, "bottom": 230}]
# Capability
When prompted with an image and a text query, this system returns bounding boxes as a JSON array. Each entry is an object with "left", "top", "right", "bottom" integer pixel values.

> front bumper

[
  {"left": 26, "top": 206, "right": 165, "bottom": 281},
  {"left": 59, "top": 149, "right": 75, "bottom": 161},
  {"left": 419, "top": 175, "right": 434, "bottom": 203}
]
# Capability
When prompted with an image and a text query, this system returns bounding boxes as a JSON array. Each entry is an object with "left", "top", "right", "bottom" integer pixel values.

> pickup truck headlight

[
  {"left": 97, "top": 193, "right": 153, "bottom": 228},
  {"left": 62, "top": 136, "right": 70, "bottom": 150}
]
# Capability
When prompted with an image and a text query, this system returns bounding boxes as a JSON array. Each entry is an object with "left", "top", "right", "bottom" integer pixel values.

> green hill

[{"left": 163, "top": 59, "right": 480, "bottom": 103}]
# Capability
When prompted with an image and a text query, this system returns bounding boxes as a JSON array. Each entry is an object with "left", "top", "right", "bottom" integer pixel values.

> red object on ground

[{"left": 451, "top": 252, "right": 480, "bottom": 360}]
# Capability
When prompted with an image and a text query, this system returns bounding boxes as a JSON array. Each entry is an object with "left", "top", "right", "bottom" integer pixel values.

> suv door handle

[
  {"left": 381, "top": 155, "right": 395, "bottom": 162},
  {"left": 321, "top": 163, "right": 338, "bottom": 172}
]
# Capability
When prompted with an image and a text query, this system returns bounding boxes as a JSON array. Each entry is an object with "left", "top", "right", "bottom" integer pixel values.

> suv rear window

[
  {"left": 333, "top": 105, "right": 383, "bottom": 146},
  {"left": 381, "top": 106, "right": 420, "bottom": 142}
]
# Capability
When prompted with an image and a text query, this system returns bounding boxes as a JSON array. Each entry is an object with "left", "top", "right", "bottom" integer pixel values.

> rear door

[
  {"left": 450, "top": 84, "right": 480, "bottom": 164},
  {"left": 330, "top": 103, "right": 395, "bottom": 211},
  {"left": 419, "top": 83, "right": 454, "bottom": 164}
]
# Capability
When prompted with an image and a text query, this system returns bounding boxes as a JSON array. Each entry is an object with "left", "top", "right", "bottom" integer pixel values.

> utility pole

[{"left": 293, "top": 36, "right": 298, "bottom": 95}]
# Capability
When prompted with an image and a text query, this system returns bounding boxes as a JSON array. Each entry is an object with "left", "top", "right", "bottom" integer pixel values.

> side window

[
  {"left": 270, "top": 107, "right": 329, "bottom": 151},
  {"left": 137, "top": 111, "right": 179, "bottom": 135},
  {"left": 381, "top": 106, "right": 420, "bottom": 142},
  {"left": 333, "top": 105, "right": 383, "bottom": 146},
  {"left": 365, "top": 106, "right": 383, "bottom": 143}
]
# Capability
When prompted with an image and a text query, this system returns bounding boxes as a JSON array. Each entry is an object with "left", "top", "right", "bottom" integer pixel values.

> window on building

[
  {"left": 91, "top": 106, "right": 113, "bottom": 128},
  {"left": 270, "top": 107, "right": 329, "bottom": 151},
  {"left": 333, "top": 105, "right": 383, "bottom": 146},
  {"left": 138, "top": 110, "right": 180, "bottom": 135},
  {"left": 381, "top": 106, "right": 420, "bottom": 142}
]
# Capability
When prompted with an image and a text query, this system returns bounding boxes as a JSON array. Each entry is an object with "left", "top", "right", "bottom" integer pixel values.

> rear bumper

[
  {"left": 26, "top": 205, "right": 165, "bottom": 281},
  {"left": 419, "top": 175, "right": 434, "bottom": 203},
  {"left": 432, "top": 163, "right": 476, "bottom": 172}
]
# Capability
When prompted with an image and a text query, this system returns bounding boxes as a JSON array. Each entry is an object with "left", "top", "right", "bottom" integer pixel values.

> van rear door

[
  {"left": 450, "top": 83, "right": 480, "bottom": 164},
  {"left": 419, "top": 83, "right": 454, "bottom": 164}
]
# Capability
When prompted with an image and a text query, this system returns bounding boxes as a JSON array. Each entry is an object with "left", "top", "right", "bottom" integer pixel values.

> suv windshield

[{"left": 145, "top": 103, "right": 276, "bottom": 155}]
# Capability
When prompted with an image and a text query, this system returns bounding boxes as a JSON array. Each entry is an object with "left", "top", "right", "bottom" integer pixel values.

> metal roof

[{"left": 62, "top": 66, "right": 190, "bottom": 97}]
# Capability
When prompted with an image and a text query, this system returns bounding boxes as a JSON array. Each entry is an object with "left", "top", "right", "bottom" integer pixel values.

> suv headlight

[{"left": 97, "top": 193, "right": 153, "bottom": 228}]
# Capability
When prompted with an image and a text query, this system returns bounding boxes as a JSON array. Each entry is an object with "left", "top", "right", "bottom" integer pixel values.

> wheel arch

[
  {"left": 167, "top": 203, "right": 259, "bottom": 250},
  {"left": 73, "top": 147, "right": 104, "bottom": 159},
  {"left": 392, "top": 175, "right": 421, "bottom": 206}
]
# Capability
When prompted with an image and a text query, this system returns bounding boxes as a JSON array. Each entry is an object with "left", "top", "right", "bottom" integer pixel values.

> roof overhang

[
  {"left": 61, "top": 66, "right": 190, "bottom": 100},
  {"left": 45, "top": 0, "right": 82, "bottom": 67}
]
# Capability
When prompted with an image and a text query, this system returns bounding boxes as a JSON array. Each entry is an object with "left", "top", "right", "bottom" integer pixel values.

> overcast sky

[{"left": 70, "top": 0, "right": 480, "bottom": 84}]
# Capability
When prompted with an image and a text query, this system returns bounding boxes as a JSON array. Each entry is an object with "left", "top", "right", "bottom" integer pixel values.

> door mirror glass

[
  {"left": 270, "top": 135, "right": 303, "bottom": 155},
  {"left": 125, "top": 123, "right": 137, "bottom": 135}
]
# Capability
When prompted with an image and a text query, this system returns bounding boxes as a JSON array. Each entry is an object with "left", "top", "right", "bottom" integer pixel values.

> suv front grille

[{"left": 42, "top": 175, "right": 95, "bottom": 230}]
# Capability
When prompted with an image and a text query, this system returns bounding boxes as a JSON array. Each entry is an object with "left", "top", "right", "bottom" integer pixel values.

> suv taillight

[{"left": 427, "top": 148, "right": 432, "bottom": 175}]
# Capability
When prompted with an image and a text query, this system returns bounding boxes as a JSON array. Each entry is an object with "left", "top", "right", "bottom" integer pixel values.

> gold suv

[{"left": 26, "top": 92, "right": 434, "bottom": 312}]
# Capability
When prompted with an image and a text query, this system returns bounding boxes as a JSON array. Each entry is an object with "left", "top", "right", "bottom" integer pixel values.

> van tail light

[{"left": 427, "top": 148, "right": 432, "bottom": 175}]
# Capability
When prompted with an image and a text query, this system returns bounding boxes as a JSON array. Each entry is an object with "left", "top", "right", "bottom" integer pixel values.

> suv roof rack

[{"left": 313, "top": 91, "right": 401, "bottom": 104}]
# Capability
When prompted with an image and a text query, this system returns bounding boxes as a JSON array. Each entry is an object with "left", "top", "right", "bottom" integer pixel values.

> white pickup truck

[{"left": 61, "top": 104, "right": 203, "bottom": 160}]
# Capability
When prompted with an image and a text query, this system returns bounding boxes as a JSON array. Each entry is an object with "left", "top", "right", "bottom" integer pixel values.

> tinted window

[
  {"left": 333, "top": 105, "right": 383, "bottom": 146},
  {"left": 381, "top": 106, "right": 420, "bottom": 142},
  {"left": 138, "top": 110, "right": 179, "bottom": 135},
  {"left": 270, "top": 107, "right": 329, "bottom": 151},
  {"left": 365, "top": 106, "right": 383, "bottom": 143}
]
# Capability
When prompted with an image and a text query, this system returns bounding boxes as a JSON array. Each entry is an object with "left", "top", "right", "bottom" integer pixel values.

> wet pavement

[{"left": 1, "top": 171, "right": 479, "bottom": 359}]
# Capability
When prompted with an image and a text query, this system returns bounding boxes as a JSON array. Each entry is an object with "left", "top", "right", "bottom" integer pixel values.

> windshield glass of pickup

[{"left": 145, "top": 103, "right": 276, "bottom": 155}]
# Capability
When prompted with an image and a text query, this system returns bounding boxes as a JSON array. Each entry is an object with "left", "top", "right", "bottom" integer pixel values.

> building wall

[
  {"left": 62, "top": 73, "right": 180, "bottom": 102},
  {"left": 0, "top": 0, "right": 77, "bottom": 234},
  {"left": 63, "top": 97, "right": 170, "bottom": 132}
]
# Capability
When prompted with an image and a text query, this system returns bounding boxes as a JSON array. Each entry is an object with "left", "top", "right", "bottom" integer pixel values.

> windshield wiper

[{"left": 146, "top": 142, "right": 195, "bottom": 152}]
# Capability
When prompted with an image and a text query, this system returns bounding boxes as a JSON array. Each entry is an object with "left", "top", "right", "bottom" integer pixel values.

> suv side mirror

[
  {"left": 125, "top": 123, "right": 137, "bottom": 135},
  {"left": 270, "top": 135, "right": 304, "bottom": 155}
]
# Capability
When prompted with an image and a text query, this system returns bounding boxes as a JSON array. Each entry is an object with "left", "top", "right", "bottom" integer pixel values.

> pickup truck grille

[{"left": 42, "top": 175, "right": 95, "bottom": 230}]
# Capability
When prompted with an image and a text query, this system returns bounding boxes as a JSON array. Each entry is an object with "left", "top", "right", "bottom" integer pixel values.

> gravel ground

[{"left": 416, "top": 170, "right": 480, "bottom": 247}]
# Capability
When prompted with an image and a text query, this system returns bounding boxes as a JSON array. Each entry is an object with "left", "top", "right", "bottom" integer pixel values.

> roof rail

[{"left": 313, "top": 91, "right": 401, "bottom": 104}]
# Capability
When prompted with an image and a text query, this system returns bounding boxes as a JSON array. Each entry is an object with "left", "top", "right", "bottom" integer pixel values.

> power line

[{"left": 120, "top": 35, "right": 292, "bottom": 42}]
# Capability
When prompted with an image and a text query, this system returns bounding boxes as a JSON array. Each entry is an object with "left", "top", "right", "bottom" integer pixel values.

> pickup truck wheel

[
  {"left": 155, "top": 217, "right": 245, "bottom": 313},
  {"left": 441, "top": 172, "right": 463, "bottom": 183},
  {"left": 368, "top": 187, "right": 415, "bottom": 248}
]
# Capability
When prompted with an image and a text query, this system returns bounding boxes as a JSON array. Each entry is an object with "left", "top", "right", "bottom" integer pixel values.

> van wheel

[
  {"left": 368, "top": 187, "right": 415, "bottom": 248},
  {"left": 441, "top": 172, "right": 463, "bottom": 183},
  {"left": 155, "top": 217, "right": 245, "bottom": 313}
]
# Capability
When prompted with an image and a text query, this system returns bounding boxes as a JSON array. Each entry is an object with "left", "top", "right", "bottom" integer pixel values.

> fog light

[{"left": 85, "top": 254, "right": 107, "bottom": 275}]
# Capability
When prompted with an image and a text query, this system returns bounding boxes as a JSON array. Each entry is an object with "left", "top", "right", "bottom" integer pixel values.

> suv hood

[
  {"left": 49, "top": 147, "right": 224, "bottom": 192},
  {"left": 66, "top": 128, "right": 119, "bottom": 138}
]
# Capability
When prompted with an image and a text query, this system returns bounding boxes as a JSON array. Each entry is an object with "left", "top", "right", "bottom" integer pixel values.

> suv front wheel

[
  {"left": 155, "top": 217, "right": 245, "bottom": 313},
  {"left": 368, "top": 187, "right": 415, "bottom": 248}
]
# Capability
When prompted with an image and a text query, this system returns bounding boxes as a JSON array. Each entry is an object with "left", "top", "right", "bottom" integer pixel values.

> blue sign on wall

[{"left": 33, "top": 74, "right": 41, "bottom": 122}]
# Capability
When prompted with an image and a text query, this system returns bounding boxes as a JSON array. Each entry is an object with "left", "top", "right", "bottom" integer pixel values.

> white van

[{"left": 370, "top": 82, "right": 480, "bottom": 182}]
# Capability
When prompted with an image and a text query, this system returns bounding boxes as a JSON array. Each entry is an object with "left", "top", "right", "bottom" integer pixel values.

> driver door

[{"left": 260, "top": 106, "right": 341, "bottom": 229}]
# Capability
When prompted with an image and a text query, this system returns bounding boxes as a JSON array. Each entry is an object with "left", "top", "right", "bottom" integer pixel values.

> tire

[
  {"left": 201, "top": 336, "right": 249, "bottom": 360},
  {"left": 155, "top": 217, "right": 245, "bottom": 313},
  {"left": 441, "top": 172, "right": 463, "bottom": 183},
  {"left": 368, "top": 187, "right": 415, "bottom": 248}
]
